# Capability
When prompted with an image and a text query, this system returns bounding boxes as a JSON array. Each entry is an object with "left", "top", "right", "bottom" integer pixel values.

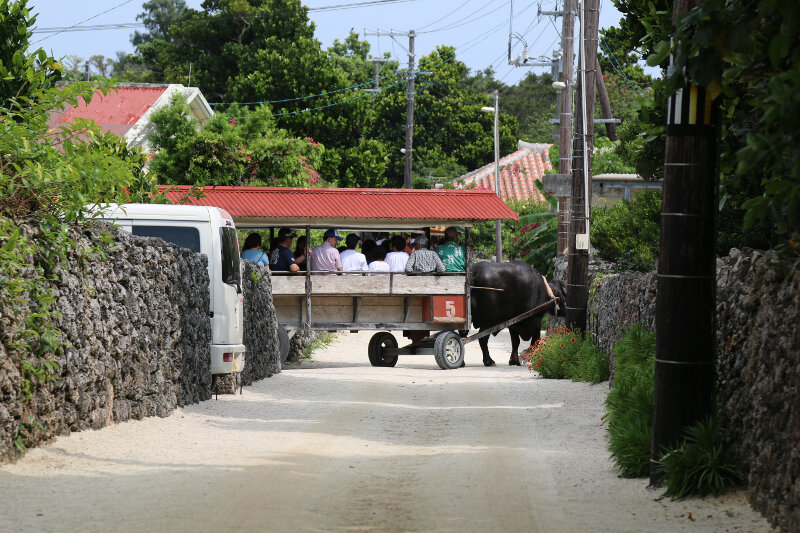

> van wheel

[
  {"left": 277, "top": 325, "right": 290, "bottom": 363},
  {"left": 434, "top": 331, "right": 464, "bottom": 370},
  {"left": 368, "top": 332, "right": 398, "bottom": 367}
]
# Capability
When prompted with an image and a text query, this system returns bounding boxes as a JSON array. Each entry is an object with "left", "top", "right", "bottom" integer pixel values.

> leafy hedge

[{"left": 591, "top": 189, "right": 661, "bottom": 271}]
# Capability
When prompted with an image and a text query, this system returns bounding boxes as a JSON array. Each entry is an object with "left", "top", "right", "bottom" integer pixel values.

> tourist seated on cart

[
  {"left": 241, "top": 232, "right": 269, "bottom": 267},
  {"left": 385, "top": 235, "right": 409, "bottom": 272},
  {"left": 405, "top": 236, "right": 445, "bottom": 274},
  {"left": 310, "top": 228, "right": 343, "bottom": 273},
  {"left": 436, "top": 226, "right": 465, "bottom": 272},
  {"left": 368, "top": 246, "right": 391, "bottom": 275},
  {"left": 340, "top": 233, "right": 368, "bottom": 275},
  {"left": 270, "top": 228, "right": 300, "bottom": 272},
  {"left": 293, "top": 235, "right": 309, "bottom": 271}
]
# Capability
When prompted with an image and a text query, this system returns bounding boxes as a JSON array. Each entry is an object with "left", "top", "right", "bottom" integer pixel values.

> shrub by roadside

[
  {"left": 603, "top": 323, "right": 745, "bottom": 498},
  {"left": 522, "top": 326, "right": 610, "bottom": 384}
]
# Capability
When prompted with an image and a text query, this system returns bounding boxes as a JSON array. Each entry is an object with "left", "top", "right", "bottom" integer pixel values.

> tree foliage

[
  {"left": 0, "top": 0, "right": 62, "bottom": 104},
  {"left": 147, "top": 95, "right": 323, "bottom": 187}
]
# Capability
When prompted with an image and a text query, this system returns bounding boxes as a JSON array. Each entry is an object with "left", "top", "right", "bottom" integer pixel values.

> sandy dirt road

[{"left": 0, "top": 331, "right": 772, "bottom": 533}]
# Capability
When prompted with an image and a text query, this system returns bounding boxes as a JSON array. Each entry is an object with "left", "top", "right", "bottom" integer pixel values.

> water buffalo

[{"left": 470, "top": 260, "right": 566, "bottom": 366}]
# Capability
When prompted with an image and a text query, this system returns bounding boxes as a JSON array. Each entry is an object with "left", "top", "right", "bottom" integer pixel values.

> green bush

[
  {"left": 591, "top": 189, "right": 662, "bottom": 271},
  {"left": 523, "top": 326, "right": 610, "bottom": 384},
  {"left": 659, "top": 412, "right": 745, "bottom": 499},
  {"left": 604, "top": 323, "right": 656, "bottom": 477}
]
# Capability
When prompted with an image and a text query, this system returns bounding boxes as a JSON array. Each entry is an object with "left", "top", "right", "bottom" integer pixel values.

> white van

[{"left": 93, "top": 204, "right": 246, "bottom": 375}]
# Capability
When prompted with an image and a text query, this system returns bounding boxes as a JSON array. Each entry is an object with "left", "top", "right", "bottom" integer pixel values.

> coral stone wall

[
  {"left": 0, "top": 224, "right": 212, "bottom": 463},
  {"left": 240, "top": 260, "right": 280, "bottom": 384},
  {"left": 559, "top": 249, "right": 798, "bottom": 532}
]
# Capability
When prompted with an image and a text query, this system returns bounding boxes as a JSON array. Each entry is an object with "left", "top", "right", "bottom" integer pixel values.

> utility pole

[
  {"left": 558, "top": 0, "right": 575, "bottom": 257},
  {"left": 595, "top": 57, "right": 617, "bottom": 140},
  {"left": 364, "top": 29, "right": 416, "bottom": 188},
  {"left": 404, "top": 30, "right": 416, "bottom": 189},
  {"left": 565, "top": 0, "right": 599, "bottom": 333},
  {"left": 650, "top": 0, "right": 717, "bottom": 485},
  {"left": 481, "top": 91, "right": 503, "bottom": 262}
]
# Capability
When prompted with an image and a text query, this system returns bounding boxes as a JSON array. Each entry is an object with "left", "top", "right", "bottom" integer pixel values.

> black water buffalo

[{"left": 470, "top": 260, "right": 566, "bottom": 366}]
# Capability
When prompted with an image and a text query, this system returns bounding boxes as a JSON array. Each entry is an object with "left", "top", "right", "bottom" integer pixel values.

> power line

[
  {"left": 33, "top": 0, "right": 420, "bottom": 34},
  {"left": 417, "top": 0, "right": 507, "bottom": 34},
  {"left": 31, "top": 0, "right": 136, "bottom": 43},
  {"left": 417, "top": 0, "right": 476, "bottom": 30},
  {"left": 220, "top": 1, "right": 537, "bottom": 113}
]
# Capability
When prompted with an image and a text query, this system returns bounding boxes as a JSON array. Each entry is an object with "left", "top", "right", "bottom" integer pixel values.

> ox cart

[{"left": 163, "top": 186, "right": 559, "bottom": 369}]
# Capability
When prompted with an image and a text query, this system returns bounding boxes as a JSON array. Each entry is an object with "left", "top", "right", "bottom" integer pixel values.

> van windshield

[
  {"left": 220, "top": 226, "right": 241, "bottom": 290},
  {"left": 132, "top": 225, "right": 201, "bottom": 252}
]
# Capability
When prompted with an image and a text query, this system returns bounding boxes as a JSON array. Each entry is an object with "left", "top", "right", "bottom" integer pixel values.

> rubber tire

[
  {"left": 277, "top": 325, "right": 290, "bottom": 364},
  {"left": 434, "top": 331, "right": 465, "bottom": 370},
  {"left": 368, "top": 332, "right": 399, "bottom": 367}
]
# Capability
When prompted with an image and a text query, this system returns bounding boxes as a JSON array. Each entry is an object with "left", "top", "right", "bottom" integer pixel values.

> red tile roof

[
  {"left": 160, "top": 186, "right": 519, "bottom": 226},
  {"left": 47, "top": 86, "right": 166, "bottom": 138},
  {"left": 457, "top": 143, "right": 552, "bottom": 202}
]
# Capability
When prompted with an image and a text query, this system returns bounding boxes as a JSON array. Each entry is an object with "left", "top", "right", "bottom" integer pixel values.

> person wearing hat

[
  {"left": 310, "top": 228, "right": 343, "bottom": 273},
  {"left": 340, "top": 233, "right": 368, "bottom": 275},
  {"left": 269, "top": 228, "right": 300, "bottom": 272},
  {"left": 436, "top": 226, "right": 465, "bottom": 272},
  {"left": 241, "top": 232, "right": 269, "bottom": 267},
  {"left": 405, "top": 235, "right": 446, "bottom": 274}
]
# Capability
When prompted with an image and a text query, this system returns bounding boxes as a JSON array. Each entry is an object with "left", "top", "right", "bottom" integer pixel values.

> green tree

[
  {"left": 147, "top": 95, "right": 323, "bottom": 187},
  {"left": 132, "top": 0, "right": 187, "bottom": 47},
  {"left": 0, "top": 0, "right": 62, "bottom": 104},
  {"left": 501, "top": 72, "right": 559, "bottom": 143}
]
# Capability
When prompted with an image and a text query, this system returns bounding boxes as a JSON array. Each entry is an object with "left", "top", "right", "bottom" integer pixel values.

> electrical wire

[
  {"left": 32, "top": 0, "right": 136, "bottom": 43},
  {"left": 221, "top": 1, "right": 538, "bottom": 115},
  {"left": 599, "top": 38, "right": 641, "bottom": 94},
  {"left": 417, "top": 0, "right": 507, "bottom": 34},
  {"left": 33, "top": 0, "right": 420, "bottom": 34},
  {"left": 417, "top": 0, "right": 476, "bottom": 31}
]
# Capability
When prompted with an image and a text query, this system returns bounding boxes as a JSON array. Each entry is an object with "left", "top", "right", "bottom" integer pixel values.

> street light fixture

[{"left": 481, "top": 90, "right": 502, "bottom": 262}]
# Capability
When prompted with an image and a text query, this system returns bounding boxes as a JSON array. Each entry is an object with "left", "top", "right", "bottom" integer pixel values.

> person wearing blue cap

[
  {"left": 340, "top": 233, "right": 368, "bottom": 275},
  {"left": 310, "top": 228, "right": 343, "bottom": 273}
]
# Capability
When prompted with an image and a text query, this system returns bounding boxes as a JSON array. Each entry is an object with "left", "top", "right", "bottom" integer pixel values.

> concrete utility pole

[
  {"left": 558, "top": 0, "right": 575, "bottom": 257},
  {"left": 565, "top": 0, "right": 599, "bottom": 333},
  {"left": 481, "top": 91, "right": 503, "bottom": 262},
  {"left": 650, "top": 0, "right": 717, "bottom": 485},
  {"left": 404, "top": 30, "right": 416, "bottom": 189},
  {"left": 364, "top": 29, "right": 416, "bottom": 188}
]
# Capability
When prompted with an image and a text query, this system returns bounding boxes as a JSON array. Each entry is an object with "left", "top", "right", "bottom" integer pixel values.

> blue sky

[{"left": 29, "top": 0, "right": 626, "bottom": 87}]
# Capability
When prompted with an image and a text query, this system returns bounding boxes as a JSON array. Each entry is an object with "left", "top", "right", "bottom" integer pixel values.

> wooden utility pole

[
  {"left": 565, "top": 0, "right": 599, "bottom": 332},
  {"left": 595, "top": 58, "right": 617, "bottom": 140},
  {"left": 650, "top": 0, "right": 717, "bottom": 484},
  {"left": 556, "top": 0, "right": 575, "bottom": 257}
]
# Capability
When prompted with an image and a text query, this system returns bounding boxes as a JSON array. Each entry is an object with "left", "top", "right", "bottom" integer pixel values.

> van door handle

[{"left": 208, "top": 311, "right": 214, "bottom": 318}]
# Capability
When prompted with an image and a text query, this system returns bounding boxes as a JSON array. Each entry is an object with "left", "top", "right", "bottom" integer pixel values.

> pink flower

[
  {"left": 310, "top": 178, "right": 318, "bottom": 184},
  {"left": 513, "top": 237, "right": 518, "bottom": 242},
  {"left": 229, "top": 118, "right": 237, "bottom": 126}
]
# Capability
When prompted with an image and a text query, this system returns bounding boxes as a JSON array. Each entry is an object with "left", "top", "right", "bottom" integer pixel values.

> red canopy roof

[{"left": 160, "top": 186, "right": 518, "bottom": 228}]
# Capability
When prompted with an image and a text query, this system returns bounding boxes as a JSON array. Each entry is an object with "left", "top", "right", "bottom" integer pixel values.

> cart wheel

[
  {"left": 368, "top": 332, "right": 399, "bottom": 367},
  {"left": 277, "top": 325, "right": 290, "bottom": 364},
  {"left": 434, "top": 331, "right": 464, "bottom": 370}
]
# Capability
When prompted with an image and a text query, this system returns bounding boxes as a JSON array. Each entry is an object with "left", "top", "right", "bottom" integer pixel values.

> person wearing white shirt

[
  {"left": 368, "top": 246, "right": 391, "bottom": 275},
  {"left": 340, "top": 233, "right": 368, "bottom": 274},
  {"left": 384, "top": 235, "right": 409, "bottom": 273}
]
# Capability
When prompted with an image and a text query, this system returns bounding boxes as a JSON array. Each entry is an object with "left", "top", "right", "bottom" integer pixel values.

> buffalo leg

[
  {"left": 509, "top": 330, "right": 521, "bottom": 366},
  {"left": 478, "top": 330, "right": 496, "bottom": 367}
]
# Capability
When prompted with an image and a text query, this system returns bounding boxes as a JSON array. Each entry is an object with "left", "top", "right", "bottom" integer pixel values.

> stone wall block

[
  {"left": 579, "top": 248, "right": 797, "bottom": 532},
  {"left": 1, "top": 222, "right": 212, "bottom": 463}
]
